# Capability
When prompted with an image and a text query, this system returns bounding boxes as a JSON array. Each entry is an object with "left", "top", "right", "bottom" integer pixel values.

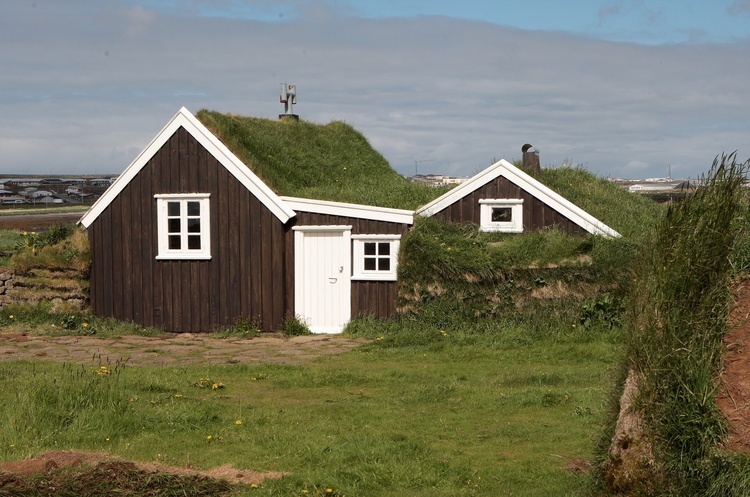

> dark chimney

[{"left": 521, "top": 144, "right": 540, "bottom": 176}]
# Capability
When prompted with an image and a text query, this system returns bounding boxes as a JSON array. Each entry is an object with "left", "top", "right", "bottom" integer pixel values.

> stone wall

[
  {"left": 0, "top": 269, "right": 14, "bottom": 309},
  {"left": 0, "top": 268, "right": 88, "bottom": 311}
]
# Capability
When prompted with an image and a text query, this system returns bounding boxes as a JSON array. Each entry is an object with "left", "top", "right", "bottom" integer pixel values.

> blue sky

[
  {"left": 134, "top": 0, "right": 750, "bottom": 44},
  {"left": 2, "top": 0, "right": 750, "bottom": 179}
]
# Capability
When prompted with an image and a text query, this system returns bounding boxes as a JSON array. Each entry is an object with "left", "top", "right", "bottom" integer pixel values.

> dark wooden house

[
  {"left": 416, "top": 159, "right": 619, "bottom": 237},
  {"left": 79, "top": 108, "right": 412, "bottom": 333}
]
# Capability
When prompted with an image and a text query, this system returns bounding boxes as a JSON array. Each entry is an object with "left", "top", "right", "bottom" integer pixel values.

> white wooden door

[{"left": 293, "top": 226, "right": 352, "bottom": 333}]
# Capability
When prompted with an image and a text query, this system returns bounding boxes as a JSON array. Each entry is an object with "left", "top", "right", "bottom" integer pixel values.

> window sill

[
  {"left": 351, "top": 274, "right": 397, "bottom": 282},
  {"left": 155, "top": 254, "right": 212, "bottom": 261}
]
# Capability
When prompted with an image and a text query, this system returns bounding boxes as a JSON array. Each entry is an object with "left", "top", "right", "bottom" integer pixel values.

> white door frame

[{"left": 293, "top": 226, "right": 352, "bottom": 333}]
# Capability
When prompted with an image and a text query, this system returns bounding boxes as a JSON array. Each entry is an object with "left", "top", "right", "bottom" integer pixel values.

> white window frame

[
  {"left": 351, "top": 234, "right": 401, "bottom": 281},
  {"left": 479, "top": 199, "right": 524, "bottom": 233},
  {"left": 155, "top": 193, "right": 211, "bottom": 260}
]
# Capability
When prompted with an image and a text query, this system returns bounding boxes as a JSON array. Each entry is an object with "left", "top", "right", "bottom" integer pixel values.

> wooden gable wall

[
  {"left": 291, "top": 211, "right": 410, "bottom": 319},
  {"left": 430, "top": 175, "right": 588, "bottom": 236},
  {"left": 87, "top": 126, "right": 290, "bottom": 332}
]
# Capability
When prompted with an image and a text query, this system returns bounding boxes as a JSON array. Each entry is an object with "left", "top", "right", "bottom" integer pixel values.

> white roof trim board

[
  {"left": 79, "top": 107, "right": 296, "bottom": 228},
  {"left": 281, "top": 196, "right": 414, "bottom": 225},
  {"left": 416, "top": 159, "right": 620, "bottom": 238}
]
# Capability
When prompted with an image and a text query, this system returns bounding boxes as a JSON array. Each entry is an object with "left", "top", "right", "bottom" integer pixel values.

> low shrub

[
  {"left": 212, "top": 315, "right": 261, "bottom": 338},
  {"left": 11, "top": 226, "right": 90, "bottom": 274},
  {"left": 282, "top": 314, "right": 312, "bottom": 336}
]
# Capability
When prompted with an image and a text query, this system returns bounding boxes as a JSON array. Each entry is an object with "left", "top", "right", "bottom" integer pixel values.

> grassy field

[{"left": 0, "top": 327, "right": 621, "bottom": 496}]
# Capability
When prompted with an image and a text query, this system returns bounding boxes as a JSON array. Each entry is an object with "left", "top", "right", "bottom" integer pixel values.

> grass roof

[
  {"left": 196, "top": 110, "right": 447, "bottom": 210},
  {"left": 196, "top": 109, "right": 662, "bottom": 239}
]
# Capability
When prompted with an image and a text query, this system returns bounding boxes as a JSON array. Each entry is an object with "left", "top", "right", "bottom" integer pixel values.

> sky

[{"left": 2, "top": 1, "right": 750, "bottom": 180}]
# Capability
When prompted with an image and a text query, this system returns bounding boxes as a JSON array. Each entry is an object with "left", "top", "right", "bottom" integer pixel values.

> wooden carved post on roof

[{"left": 522, "top": 144, "right": 540, "bottom": 176}]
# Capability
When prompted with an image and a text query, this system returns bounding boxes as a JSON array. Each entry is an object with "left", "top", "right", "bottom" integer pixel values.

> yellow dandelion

[
  {"left": 174, "top": 394, "right": 183, "bottom": 398},
  {"left": 207, "top": 435, "right": 212, "bottom": 440},
  {"left": 326, "top": 489, "right": 333, "bottom": 494},
  {"left": 82, "top": 322, "right": 88, "bottom": 327},
  {"left": 235, "top": 419, "right": 242, "bottom": 425},
  {"left": 8, "top": 315, "right": 13, "bottom": 319},
  {"left": 212, "top": 383, "right": 219, "bottom": 390},
  {"left": 22, "top": 231, "right": 27, "bottom": 236},
  {"left": 105, "top": 438, "right": 110, "bottom": 442}
]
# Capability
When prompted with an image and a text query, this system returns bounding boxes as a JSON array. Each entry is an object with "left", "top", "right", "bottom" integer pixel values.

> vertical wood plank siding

[
  {"left": 87, "top": 127, "right": 290, "bottom": 332},
  {"left": 431, "top": 176, "right": 587, "bottom": 236},
  {"left": 292, "top": 211, "right": 409, "bottom": 319}
]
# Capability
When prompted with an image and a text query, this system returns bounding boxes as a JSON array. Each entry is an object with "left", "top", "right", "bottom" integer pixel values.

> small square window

[
  {"left": 352, "top": 235, "right": 401, "bottom": 281},
  {"left": 156, "top": 194, "right": 211, "bottom": 260},
  {"left": 479, "top": 199, "right": 523, "bottom": 233},
  {"left": 491, "top": 207, "right": 512, "bottom": 223}
]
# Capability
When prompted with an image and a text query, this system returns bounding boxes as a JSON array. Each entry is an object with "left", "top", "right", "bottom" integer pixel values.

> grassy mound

[
  {"left": 383, "top": 166, "right": 665, "bottom": 340},
  {"left": 606, "top": 154, "right": 750, "bottom": 495},
  {"left": 196, "top": 110, "right": 448, "bottom": 210}
]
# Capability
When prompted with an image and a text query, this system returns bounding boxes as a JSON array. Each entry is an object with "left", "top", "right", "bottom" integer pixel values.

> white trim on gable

[
  {"left": 281, "top": 196, "right": 414, "bottom": 225},
  {"left": 79, "top": 107, "right": 296, "bottom": 228},
  {"left": 415, "top": 159, "right": 620, "bottom": 238}
]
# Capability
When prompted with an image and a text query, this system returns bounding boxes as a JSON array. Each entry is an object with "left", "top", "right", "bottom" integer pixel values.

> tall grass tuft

[{"left": 624, "top": 153, "right": 750, "bottom": 495}]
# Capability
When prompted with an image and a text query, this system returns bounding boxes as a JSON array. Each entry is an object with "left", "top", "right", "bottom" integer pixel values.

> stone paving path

[{"left": 0, "top": 332, "right": 370, "bottom": 366}]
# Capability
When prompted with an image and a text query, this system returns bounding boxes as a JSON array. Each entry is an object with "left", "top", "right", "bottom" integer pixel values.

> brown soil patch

[
  {"left": 717, "top": 281, "right": 750, "bottom": 453},
  {"left": 0, "top": 331, "right": 370, "bottom": 367},
  {"left": 0, "top": 450, "right": 283, "bottom": 485}
]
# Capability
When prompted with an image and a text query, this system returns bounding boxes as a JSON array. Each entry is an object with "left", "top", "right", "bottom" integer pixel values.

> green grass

[
  {"left": 0, "top": 230, "right": 23, "bottom": 252},
  {"left": 0, "top": 329, "right": 621, "bottom": 496},
  {"left": 538, "top": 166, "right": 665, "bottom": 243},
  {"left": 196, "top": 110, "right": 450, "bottom": 210},
  {"left": 0, "top": 304, "right": 167, "bottom": 337}
]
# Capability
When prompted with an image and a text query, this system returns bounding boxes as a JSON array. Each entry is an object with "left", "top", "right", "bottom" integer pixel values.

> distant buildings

[
  {"left": 409, "top": 173, "right": 469, "bottom": 187},
  {"left": 0, "top": 176, "right": 117, "bottom": 205}
]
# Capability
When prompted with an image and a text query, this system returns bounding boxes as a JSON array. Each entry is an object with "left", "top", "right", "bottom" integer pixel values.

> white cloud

[{"left": 1, "top": 2, "right": 749, "bottom": 181}]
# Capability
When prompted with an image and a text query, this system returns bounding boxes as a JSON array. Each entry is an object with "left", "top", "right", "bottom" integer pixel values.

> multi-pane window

[
  {"left": 479, "top": 199, "right": 523, "bottom": 233},
  {"left": 155, "top": 194, "right": 211, "bottom": 259},
  {"left": 363, "top": 241, "right": 392, "bottom": 271},
  {"left": 352, "top": 235, "right": 400, "bottom": 281}
]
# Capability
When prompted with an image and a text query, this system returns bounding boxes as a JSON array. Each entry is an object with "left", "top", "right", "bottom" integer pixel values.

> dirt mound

[{"left": 0, "top": 450, "right": 284, "bottom": 495}]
